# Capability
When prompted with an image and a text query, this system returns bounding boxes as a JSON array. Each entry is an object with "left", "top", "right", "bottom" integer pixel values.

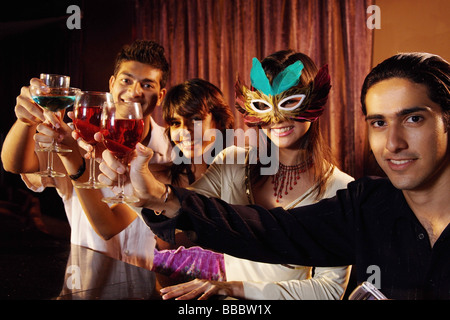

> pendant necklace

[{"left": 272, "top": 158, "right": 313, "bottom": 203}]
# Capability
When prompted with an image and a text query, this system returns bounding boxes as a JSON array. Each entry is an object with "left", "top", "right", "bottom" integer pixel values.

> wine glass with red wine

[
  {"left": 30, "top": 74, "right": 80, "bottom": 177},
  {"left": 73, "top": 91, "right": 113, "bottom": 189},
  {"left": 101, "top": 101, "right": 144, "bottom": 203}
]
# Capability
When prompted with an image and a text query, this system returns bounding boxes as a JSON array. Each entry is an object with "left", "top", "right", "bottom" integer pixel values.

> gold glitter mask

[{"left": 236, "top": 58, "right": 331, "bottom": 126}]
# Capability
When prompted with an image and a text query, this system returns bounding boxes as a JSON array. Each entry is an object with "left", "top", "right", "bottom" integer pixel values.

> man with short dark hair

[{"left": 1, "top": 40, "right": 172, "bottom": 269}]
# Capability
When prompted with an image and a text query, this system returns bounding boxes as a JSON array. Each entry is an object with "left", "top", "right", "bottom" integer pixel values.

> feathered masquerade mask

[{"left": 235, "top": 57, "right": 331, "bottom": 126}]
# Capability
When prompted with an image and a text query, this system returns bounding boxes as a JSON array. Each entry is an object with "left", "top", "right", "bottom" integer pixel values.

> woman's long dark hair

[
  {"left": 162, "top": 78, "right": 234, "bottom": 185},
  {"left": 249, "top": 50, "right": 336, "bottom": 199}
]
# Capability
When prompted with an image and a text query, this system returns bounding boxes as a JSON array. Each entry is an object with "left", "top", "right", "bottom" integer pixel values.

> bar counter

[
  {"left": 0, "top": 214, "right": 178, "bottom": 300},
  {"left": 58, "top": 244, "right": 173, "bottom": 300}
]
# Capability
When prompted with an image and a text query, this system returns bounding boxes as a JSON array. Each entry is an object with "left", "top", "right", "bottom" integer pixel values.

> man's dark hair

[
  {"left": 113, "top": 40, "right": 170, "bottom": 88},
  {"left": 361, "top": 52, "right": 449, "bottom": 129}
]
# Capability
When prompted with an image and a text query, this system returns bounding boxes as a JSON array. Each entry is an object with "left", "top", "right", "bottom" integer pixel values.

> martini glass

[
  {"left": 30, "top": 74, "right": 80, "bottom": 177},
  {"left": 101, "top": 101, "right": 144, "bottom": 204},
  {"left": 73, "top": 91, "right": 113, "bottom": 189}
]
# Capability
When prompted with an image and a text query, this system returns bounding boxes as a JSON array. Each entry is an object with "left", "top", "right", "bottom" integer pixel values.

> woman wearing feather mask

[
  {"left": 100, "top": 50, "right": 355, "bottom": 300},
  {"left": 234, "top": 50, "right": 348, "bottom": 207}
]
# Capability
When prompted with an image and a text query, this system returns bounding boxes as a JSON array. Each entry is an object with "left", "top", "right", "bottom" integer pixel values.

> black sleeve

[{"left": 142, "top": 181, "right": 359, "bottom": 267}]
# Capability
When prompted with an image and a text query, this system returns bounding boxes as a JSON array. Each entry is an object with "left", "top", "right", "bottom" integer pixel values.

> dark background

[{"left": 0, "top": 0, "right": 136, "bottom": 221}]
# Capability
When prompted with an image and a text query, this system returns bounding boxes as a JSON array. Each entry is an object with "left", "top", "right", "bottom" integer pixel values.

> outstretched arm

[
  {"left": 99, "top": 142, "right": 356, "bottom": 267},
  {"left": 141, "top": 185, "right": 356, "bottom": 267}
]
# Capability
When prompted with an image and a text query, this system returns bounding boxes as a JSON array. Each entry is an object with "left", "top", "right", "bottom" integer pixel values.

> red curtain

[{"left": 135, "top": 0, "right": 374, "bottom": 179}]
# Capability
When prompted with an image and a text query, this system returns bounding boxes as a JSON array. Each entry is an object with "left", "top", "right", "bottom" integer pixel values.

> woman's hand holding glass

[
  {"left": 72, "top": 91, "right": 112, "bottom": 189},
  {"left": 99, "top": 101, "right": 145, "bottom": 204},
  {"left": 98, "top": 141, "right": 154, "bottom": 204},
  {"left": 97, "top": 141, "right": 179, "bottom": 215}
]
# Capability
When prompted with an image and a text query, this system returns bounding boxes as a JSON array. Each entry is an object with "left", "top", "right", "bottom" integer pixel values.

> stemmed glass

[
  {"left": 73, "top": 91, "right": 113, "bottom": 189},
  {"left": 30, "top": 74, "right": 80, "bottom": 177},
  {"left": 101, "top": 101, "right": 144, "bottom": 203}
]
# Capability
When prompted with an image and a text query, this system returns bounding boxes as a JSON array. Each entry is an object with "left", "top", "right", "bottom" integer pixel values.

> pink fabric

[{"left": 152, "top": 246, "right": 226, "bottom": 281}]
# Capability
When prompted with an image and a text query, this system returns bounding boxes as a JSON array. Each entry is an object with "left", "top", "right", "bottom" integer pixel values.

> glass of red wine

[
  {"left": 101, "top": 101, "right": 144, "bottom": 203},
  {"left": 73, "top": 91, "right": 113, "bottom": 189},
  {"left": 30, "top": 74, "right": 80, "bottom": 177}
]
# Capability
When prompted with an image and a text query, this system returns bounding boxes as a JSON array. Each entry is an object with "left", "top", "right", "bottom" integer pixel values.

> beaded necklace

[{"left": 272, "top": 159, "right": 313, "bottom": 203}]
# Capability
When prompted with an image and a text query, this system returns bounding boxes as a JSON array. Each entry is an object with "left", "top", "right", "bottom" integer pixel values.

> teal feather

[
  {"left": 271, "top": 60, "right": 304, "bottom": 95},
  {"left": 250, "top": 58, "right": 273, "bottom": 96}
]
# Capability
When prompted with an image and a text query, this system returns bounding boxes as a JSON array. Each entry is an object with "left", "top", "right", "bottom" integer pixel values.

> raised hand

[
  {"left": 98, "top": 142, "right": 158, "bottom": 205},
  {"left": 98, "top": 142, "right": 180, "bottom": 215},
  {"left": 14, "top": 78, "right": 46, "bottom": 127}
]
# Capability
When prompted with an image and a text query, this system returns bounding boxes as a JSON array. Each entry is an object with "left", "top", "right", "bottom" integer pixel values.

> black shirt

[{"left": 142, "top": 176, "right": 450, "bottom": 300}]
